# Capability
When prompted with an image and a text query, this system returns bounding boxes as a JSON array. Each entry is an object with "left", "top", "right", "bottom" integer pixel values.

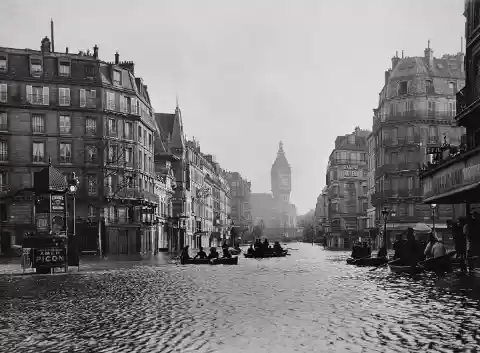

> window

[
  {"left": 407, "top": 100, "right": 414, "bottom": 112},
  {"left": 125, "top": 175, "right": 134, "bottom": 188},
  {"left": 0, "top": 112, "right": 7, "bottom": 130},
  {"left": 425, "top": 80, "right": 434, "bottom": 94},
  {"left": 85, "top": 65, "right": 95, "bottom": 78},
  {"left": 448, "top": 102, "right": 456, "bottom": 117},
  {"left": 32, "top": 115, "right": 45, "bottom": 133},
  {"left": 0, "top": 84, "right": 6, "bottom": 103},
  {"left": 108, "top": 118, "right": 117, "bottom": 136},
  {"left": 407, "top": 177, "right": 413, "bottom": 190},
  {"left": 347, "top": 135, "right": 355, "bottom": 144},
  {"left": 30, "top": 58, "right": 42, "bottom": 75},
  {"left": 429, "top": 126, "right": 437, "bottom": 143},
  {"left": 144, "top": 154, "right": 147, "bottom": 172},
  {"left": 0, "top": 141, "right": 7, "bottom": 162},
  {"left": 108, "top": 145, "right": 118, "bottom": 163},
  {"left": 428, "top": 101, "right": 436, "bottom": 115},
  {"left": 85, "top": 145, "right": 97, "bottom": 162},
  {"left": 27, "top": 85, "right": 49, "bottom": 105},
  {"left": 32, "top": 142, "right": 45, "bottom": 163},
  {"left": 87, "top": 175, "right": 97, "bottom": 196},
  {"left": 58, "top": 88, "right": 70, "bottom": 106},
  {"left": 105, "top": 175, "right": 113, "bottom": 193},
  {"left": 138, "top": 126, "right": 142, "bottom": 141},
  {"left": 80, "top": 89, "right": 96, "bottom": 108},
  {"left": 120, "top": 96, "right": 131, "bottom": 113},
  {"left": 113, "top": 70, "right": 121, "bottom": 85},
  {"left": 59, "top": 143, "right": 72, "bottom": 164},
  {"left": 0, "top": 55, "right": 6, "bottom": 71},
  {"left": 398, "top": 81, "right": 408, "bottom": 95},
  {"left": 106, "top": 92, "right": 115, "bottom": 110},
  {"left": 85, "top": 118, "right": 96, "bottom": 134},
  {"left": 59, "top": 61, "right": 71, "bottom": 76},
  {"left": 59, "top": 115, "right": 71, "bottom": 133},
  {"left": 144, "top": 129, "right": 147, "bottom": 145},
  {"left": 138, "top": 150, "right": 143, "bottom": 169},
  {"left": 408, "top": 204, "right": 414, "bottom": 217},
  {"left": 0, "top": 169, "right": 6, "bottom": 189},
  {"left": 88, "top": 205, "right": 96, "bottom": 218},
  {"left": 391, "top": 152, "right": 398, "bottom": 164},
  {"left": 124, "top": 122, "right": 133, "bottom": 139},
  {"left": 449, "top": 82, "right": 457, "bottom": 94},
  {"left": 148, "top": 133, "right": 152, "bottom": 149},
  {"left": 125, "top": 147, "right": 133, "bottom": 165}
]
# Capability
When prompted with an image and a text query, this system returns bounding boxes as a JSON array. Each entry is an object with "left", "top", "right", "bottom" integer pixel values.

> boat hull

[
  {"left": 354, "top": 257, "right": 388, "bottom": 267},
  {"left": 244, "top": 251, "right": 288, "bottom": 258},
  {"left": 388, "top": 261, "right": 425, "bottom": 274},
  {"left": 182, "top": 256, "right": 239, "bottom": 265},
  {"left": 229, "top": 248, "right": 242, "bottom": 255}
]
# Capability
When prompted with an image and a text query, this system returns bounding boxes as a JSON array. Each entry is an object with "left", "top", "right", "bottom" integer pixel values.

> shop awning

[{"left": 423, "top": 180, "right": 480, "bottom": 204}]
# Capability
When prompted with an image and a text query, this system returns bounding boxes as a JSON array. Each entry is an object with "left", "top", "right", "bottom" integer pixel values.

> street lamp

[
  {"left": 67, "top": 172, "right": 79, "bottom": 267},
  {"left": 431, "top": 203, "right": 437, "bottom": 233},
  {"left": 381, "top": 207, "right": 390, "bottom": 250}
]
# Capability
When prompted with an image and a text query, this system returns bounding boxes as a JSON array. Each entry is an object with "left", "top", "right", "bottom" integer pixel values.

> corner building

[
  {"left": 0, "top": 36, "right": 157, "bottom": 256},
  {"left": 371, "top": 45, "right": 465, "bottom": 243},
  {"left": 420, "top": 0, "right": 480, "bottom": 260},
  {"left": 325, "top": 127, "right": 370, "bottom": 249}
]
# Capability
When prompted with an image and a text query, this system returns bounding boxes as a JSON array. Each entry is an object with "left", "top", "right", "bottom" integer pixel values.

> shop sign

[
  {"left": 463, "top": 155, "right": 480, "bottom": 184},
  {"left": 344, "top": 165, "right": 358, "bottom": 170},
  {"left": 431, "top": 163, "right": 465, "bottom": 195},
  {"left": 33, "top": 248, "right": 66, "bottom": 267},
  {"left": 51, "top": 195, "right": 65, "bottom": 212},
  {"left": 344, "top": 169, "right": 360, "bottom": 177}
]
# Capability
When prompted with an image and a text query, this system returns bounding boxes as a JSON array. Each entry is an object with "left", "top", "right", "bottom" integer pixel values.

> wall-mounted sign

[
  {"left": 51, "top": 195, "right": 65, "bottom": 212},
  {"left": 33, "top": 248, "right": 66, "bottom": 268},
  {"left": 344, "top": 165, "right": 358, "bottom": 170},
  {"left": 344, "top": 170, "right": 360, "bottom": 177},
  {"left": 427, "top": 147, "right": 442, "bottom": 154}
]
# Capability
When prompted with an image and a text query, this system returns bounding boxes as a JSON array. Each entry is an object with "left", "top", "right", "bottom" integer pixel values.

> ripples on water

[{"left": 1, "top": 244, "right": 480, "bottom": 353}]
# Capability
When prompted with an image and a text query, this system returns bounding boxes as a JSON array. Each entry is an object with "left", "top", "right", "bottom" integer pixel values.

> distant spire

[
  {"left": 428, "top": 39, "right": 431, "bottom": 49},
  {"left": 278, "top": 141, "right": 284, "bottom": 154},
  {"left": 175, "top": 93, "right": 179, "bottom": 109}
]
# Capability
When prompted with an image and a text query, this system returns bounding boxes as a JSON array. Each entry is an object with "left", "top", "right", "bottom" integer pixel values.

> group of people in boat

[
  {"left": 180, "top": 243, "right": 233, "bottom": 263},
  {"left": 350, "top": 242, "right": 372, "bottom": 259},
  {"left": 247, "top": 238, "right": 285, "bottom": 256}
]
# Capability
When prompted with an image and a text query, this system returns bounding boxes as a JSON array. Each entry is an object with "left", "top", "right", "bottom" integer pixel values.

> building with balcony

[
  {"left": 371, "top": 45, "right": 465, "bottom": 242},
  {"left": 314, "top": 186, "right": 328, "bottom": 235},
  {"left": 154, "top": 160, "right": 175, "bottom": 252},
  {"left": 325, "top": 127, "right": 370, "bottom": 249},
  {"left": 419, "top": 1, "right": 480, "bottom": 250},
  {"left": 225, "top": 171, "right": 252, "bottom": 242},
  {"left": 0, "top": 36, "right": 158, "bottom": 256}
]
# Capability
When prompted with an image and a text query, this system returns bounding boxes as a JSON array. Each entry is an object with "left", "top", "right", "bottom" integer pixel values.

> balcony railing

[{"left": 27, "top": 94, "right": 49, "bottom": 105}]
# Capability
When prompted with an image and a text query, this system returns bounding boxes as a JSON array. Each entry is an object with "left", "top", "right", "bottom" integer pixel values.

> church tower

[{"left": 271, "top": 141, "right": 291, "bottom": 203}]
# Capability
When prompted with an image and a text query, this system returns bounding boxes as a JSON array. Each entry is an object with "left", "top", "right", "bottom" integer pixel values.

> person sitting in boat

[
  {"left": 377, "top": 246, "right": 387, "bottom": 259},
  {"left": 273, "top": 241, "right": 284, "bottom": 254},
  {"left": 254, "top": 239, "right": 261, "bottom": 249},
  {"left": 400, "top": 228, "right": 424, "bottom": 265},
  {"left": 180, "top": 246, "right": 190, "bottom": 264},
  {"left": 221, "top": 241, "right": 229, "bottom": 250},
  {"left": 263, "top": 238, "right": 270, "bottom": 250},
  {"left": 424, "top": 232, "right": 447, "bottom": 259},
  {"left": 393, "top": 234, "right": 404, "bottom": 259},
  {"left": 247, "top": 244, "right": 255, "bottom": 255},
  {"left": 208, "top": 247, "right": 219, "bottom": 259},
  {"left": 222, "top": 247, "right": 232, "bottom": 258},
  {"left": 194, "top": 246, "right": 207, "bottom": 260}
]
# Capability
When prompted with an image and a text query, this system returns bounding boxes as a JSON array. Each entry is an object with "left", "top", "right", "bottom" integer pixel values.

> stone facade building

[
  {"left": 0, "top": 36, "right": 157, "bottom": 256},
  {"left": 371, "top": 45, "right": 465, "bottom": 243},
  {"left": 325, "top": 127, "right": 370, "bottom": 249},
  {"left": 225, "top": 171, "right": 252, "bottom": 242}
]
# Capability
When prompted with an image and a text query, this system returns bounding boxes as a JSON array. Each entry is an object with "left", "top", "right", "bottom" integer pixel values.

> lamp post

[
  {"left": 67, "top": 172, "right": 79, "bottom": 268},
  {"left": 381, "top": 206, "right": 390, "bottom": 250},
  {"left": 431, "top": 203, "right": 437, "bottom": 234}
]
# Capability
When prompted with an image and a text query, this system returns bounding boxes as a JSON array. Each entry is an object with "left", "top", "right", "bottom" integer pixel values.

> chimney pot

[
  {"left": 66, "top": 47, "right": 69, "bottom": 54},
  {"left": 93, "top": 45, "right": 99, "bottom": 59},
  {"left": 115, "top": 51, "right": 119, "bottom": 65}
]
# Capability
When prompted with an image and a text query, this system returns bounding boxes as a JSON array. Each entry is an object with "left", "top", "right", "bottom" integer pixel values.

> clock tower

[{"left": 271, "top": 141, "right": 291, "bottom": 203}]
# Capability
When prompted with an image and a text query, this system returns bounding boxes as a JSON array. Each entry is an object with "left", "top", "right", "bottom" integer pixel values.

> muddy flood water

[{"left": 1, "top": 243, "right": 480, "bottom": 353}]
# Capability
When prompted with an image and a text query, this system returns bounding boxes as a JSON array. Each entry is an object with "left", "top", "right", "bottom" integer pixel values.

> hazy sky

[{"left": 0, "top": 0, "right": 465, "bottom": 214}]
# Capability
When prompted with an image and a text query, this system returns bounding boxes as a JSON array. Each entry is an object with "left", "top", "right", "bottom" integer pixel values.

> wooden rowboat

[
  {"left": 354, "top": 257, "right": 388, "bottom": 267},
  {"left": 244, "top": 250, "right": 288, "bottom": 258},
  {"left": 388, "top": 259, "right": 425, "bottom": 274},
  {"left": 182, "top": 256, "right": 239, "bottom": 265}
]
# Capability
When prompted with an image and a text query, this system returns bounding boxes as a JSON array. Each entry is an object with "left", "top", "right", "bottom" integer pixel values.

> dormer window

[
  {"left": 397, "top": 81, "right": 408, "bottom": 95},
  {"left": 59, "top": 60, "right": 71, "bottom": 77},
  {"left": 425, "top": 80, "right": 435, "bottom": 94},
  {"left": 0, "top": 55, "right": 6, "bottom": 71},
  {"left": 30, "top": 58, "right": 43, "bottom": 76},
  {"left": 113, "top": 70, "right": 121, "bottom": 85},
  {"left": 448, "top": 82, "right": 457, "bottom": 94}
]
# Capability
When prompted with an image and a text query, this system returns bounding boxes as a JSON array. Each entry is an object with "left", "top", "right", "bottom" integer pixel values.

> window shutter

[
  {"left": 120, "top": 95, "right": 125, "bottom": 113},
  {"left": 90, "top": 90, "right": 96, "bottom": 98},
  {"left": 66, "top": 88, "right": 71, "bottom": 105},
  {"left": 43, "top": 87, "right": 49, "bottom": 105},
  {"left": 26, "top": 85, "right": 33, "bottom": 103},
  {"left": 80, "top": 89, "right": 86, "bottom": 107}
]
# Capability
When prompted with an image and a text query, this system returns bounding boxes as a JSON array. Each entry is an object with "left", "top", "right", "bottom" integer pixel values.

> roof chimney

[
  {"left": 115, "top": 51, "right": 119, "bottom": 65},
  {"left": 41, "top": 36, "right": 51, "bottom": 53},
  {"left": 93, "top": 45, "right": 98, "bottom": 59},
  {"left": 392, "top": 51, "right": 400, "bottom": 70},
  {"left": 384, "top": 69, "right": 391, "bottom": 85},
  {"left": 424, "top": 40, "right": 434, "bottom": 68},
  {"left": 50, "top": 19, "right": 55, "bottom": 52}
]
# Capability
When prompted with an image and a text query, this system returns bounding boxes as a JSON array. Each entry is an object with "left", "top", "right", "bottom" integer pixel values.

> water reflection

[{"left": 0, "top": 244, "right": 479, "bottom": 353}]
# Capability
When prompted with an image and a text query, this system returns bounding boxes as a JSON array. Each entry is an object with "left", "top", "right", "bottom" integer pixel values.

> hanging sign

[{"left": 51, "top": 195, "right": 65, "bottom": 212}]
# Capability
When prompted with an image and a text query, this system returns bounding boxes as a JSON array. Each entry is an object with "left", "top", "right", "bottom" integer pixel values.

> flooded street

[{"left": 1, "top": 243, "right": 480, "bottom": 353}]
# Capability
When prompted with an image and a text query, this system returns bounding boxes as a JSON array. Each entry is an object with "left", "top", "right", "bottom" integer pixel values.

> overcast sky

[{"left": 0, "top": 0, "right": 465, "bottom": 214}]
